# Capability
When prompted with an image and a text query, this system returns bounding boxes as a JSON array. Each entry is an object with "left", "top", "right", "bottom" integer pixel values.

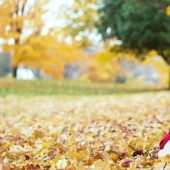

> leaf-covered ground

[{"left": 0, "top": 92, "right": 170, "bottom": 169}]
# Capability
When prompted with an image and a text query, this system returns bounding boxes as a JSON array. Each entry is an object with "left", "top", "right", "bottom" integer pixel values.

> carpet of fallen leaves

[{"left": 0, "top": 92, "right": 170, "bottom": 170}]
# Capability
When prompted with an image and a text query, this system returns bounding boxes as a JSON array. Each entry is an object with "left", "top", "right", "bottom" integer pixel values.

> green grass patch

[{"left": 0, "top": 78, "right": 167, "bottom": 97}]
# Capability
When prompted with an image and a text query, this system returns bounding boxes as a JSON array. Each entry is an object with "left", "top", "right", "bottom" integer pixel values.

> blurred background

[{"left": 0, "top": 0, "right": 170, "bottom": 92}]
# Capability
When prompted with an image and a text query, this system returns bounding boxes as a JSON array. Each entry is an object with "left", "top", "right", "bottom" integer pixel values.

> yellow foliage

[
  {"left": 96, "top": 50, "right": 117, "bottom": 62},
  {"left": 87, "top": 59, "right": 118, "bottom": 82},
  {"left": 143, "top": 55, "right": 169, "bottom": 85},
  {"left": 166, "top": 6, "right": 170, "bottom": 16},
  {"left": 0, "top": 0, "right": 84, "bottom": 78},
  {"left": 59, "top": 0, "right": 98, "bottom": 47},
  {"left": 147, "top": 50, "right": 158, "bottom": 56},
  {"left": 86, "top": 46, "right": 137, "bottom": 82}
]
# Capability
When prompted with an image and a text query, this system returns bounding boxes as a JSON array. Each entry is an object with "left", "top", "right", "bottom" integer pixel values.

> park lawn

[
  {"left": 0, "top": 78, "right": 166, "bottom": 97},
  {"left": 0, "top": 91, "right": 170, "bottom": 169}
]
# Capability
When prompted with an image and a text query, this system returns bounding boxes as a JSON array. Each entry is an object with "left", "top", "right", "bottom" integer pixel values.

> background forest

[{"left": 0, "top": 0, "right": 170, "bottom": 88}]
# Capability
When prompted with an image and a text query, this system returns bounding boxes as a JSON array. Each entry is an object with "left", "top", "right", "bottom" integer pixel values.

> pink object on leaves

[
  {"left": 160, "top": 131, "right": 170, "bottom": 149},
  {"left": 158, "top": 130, "right": 170, "bottom": 157}
]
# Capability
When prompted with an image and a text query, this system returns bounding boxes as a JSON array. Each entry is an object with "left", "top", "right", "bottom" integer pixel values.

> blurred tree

[
  {"left": 0, "top": 0, "right": 83, "bottom": 78},
  {"left": 59, "top": 0, "right": 99, "bottom": 47},
  {"left": 97, "top": 0, "right": 170, "bottom": 88}
]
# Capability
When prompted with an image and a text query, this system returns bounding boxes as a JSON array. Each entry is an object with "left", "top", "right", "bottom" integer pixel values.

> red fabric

[{"left": 160, "top": 131, "right": 170, "bottom": 149}]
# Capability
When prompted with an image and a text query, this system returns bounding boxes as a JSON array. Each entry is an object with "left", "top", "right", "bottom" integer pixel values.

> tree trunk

[{"left": 12, "top": 66, "right": 18, "bottom": 78}]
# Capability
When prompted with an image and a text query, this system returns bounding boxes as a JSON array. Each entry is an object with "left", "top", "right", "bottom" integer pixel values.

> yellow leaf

[
  {"left": 94, "top": 160, "right": 111, "bottom": 170},
  {"left": 110, "top": 152, "right": 118, "bottom": 162},
  {"left": 166, "top": 6, "right": 170, "bottom": 16},
  {"left": 56, "top": 159, "right": 69, "bottom": 169},
  {"left": 49, "top": 166, "right": 57, "bottom": 170}
]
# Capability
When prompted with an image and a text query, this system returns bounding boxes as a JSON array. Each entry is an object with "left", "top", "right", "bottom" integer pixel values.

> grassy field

[
  {"left": 0, "top": 79, "right": 170, "bottom": 169},
  {"left": 0, "top": 78, "right": 167, "bottom": 97}
]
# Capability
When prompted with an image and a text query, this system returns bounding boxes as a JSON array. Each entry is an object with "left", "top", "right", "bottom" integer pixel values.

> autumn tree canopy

[
  {"left": 59, "top": 0, "right": 99, "bottom": 48},
  {"left": 97, "top": 0, "right": 170, "bottom": 63},
  {"left": 0, "top": 0, "right": 83, "bottom": 78},
  {"left": 97, "top": 0, "right": 170, "bottom": 87}
]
